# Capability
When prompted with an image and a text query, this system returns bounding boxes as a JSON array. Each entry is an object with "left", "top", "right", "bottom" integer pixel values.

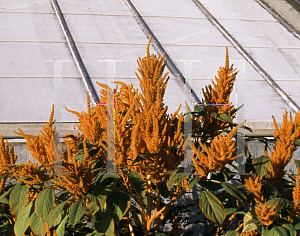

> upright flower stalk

[{"left": 266, "top": 110, "right": 300, "bottom": 187}]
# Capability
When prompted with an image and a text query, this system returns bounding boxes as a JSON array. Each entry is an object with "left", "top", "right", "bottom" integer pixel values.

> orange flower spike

[
  {"left": 244, "top": 175, "right": 264, "bottom": 204},
  {"left": 255, "top": 203, "right": 278, "bottom": 226},
  {"left": 292, "top": 167, "right": 300, "bottom": 215}
]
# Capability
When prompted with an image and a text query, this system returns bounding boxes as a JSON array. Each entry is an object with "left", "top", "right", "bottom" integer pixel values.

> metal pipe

[
  {"left": 254, "top": 0, "right": 300, "bottom": 41},
  {"left": 124, "top": 0, "right": 202, "bottom": 105},
  {"left": 192, "top": 0, "right": 300, "bottom": 113},
  {"left": 50, "top": 0, "right": 100, "bottom": 105}
]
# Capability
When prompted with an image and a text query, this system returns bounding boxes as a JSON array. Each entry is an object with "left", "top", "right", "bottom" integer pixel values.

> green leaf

[
  {"left": 225, "top": 208, "right": 237, "bottom": 216},
  {"left": 93, "top": 211, "right": 114, "bottom": 236},
  {"left": 9, "top": 183, "right": 29, "bottom": 219},
  {"left": 55, "top": 214, "right": 68, "bottom": 236},
  {"left": 87, "top": 202, "right": 100, "bottom": 215},
  {"left": 35, "top": 185, "right": 55, "bottom": 219},
  {"left": 210, "top": 112, "right": 233, "bottom": 124},
  {"left": 128, "top": 171, "right": 146, "bottom": 198},
  {"left": 167, "top": 173, "right": 189, "bottom": 191},
  {"left": 0, "top": 187, "right": 14, "bottom": 204},
  {"left": 194, "top": 105, "right": 204, "bottom": 113},
  {"left": 223, "top": 231, "right": 239, "bottom": 236},
  {"left": 188, "top": 176, "right": 201, "bottom": 189},
  {"left": 198, "top": 190, "right": 225, "bottom": 225},
  {"left": 29, "top": 211, "right": 44, "bottom": 236},
  {"left": 167, "top": 169, "right": 178, "bottom": 180},
  {"left": 218, "top": 113, "right": 233, "bottom": 124},
  {"left": 87, "top": 189, "right": 107, "bottom": 212},
  {"left": 242, "top": 211, "right": 257, "bottom": 233},
  {"left": 294, "top": 159, "right": 300, "bottom": 171},
  {"left": 293, "top": 139, "right": 300, "bottom": 145},
  {"left": 252, "top": 156, "right": 271, "bottom": 178},
  {"left": 220, "top": 182, "right": 247, "bottom": 206},
  {"left": 46, "top": 200, "right": 68, "bottom": 228},
  {"left": 106, "top": 191, "right": 130, "bottom": 223},
  {"left": 295, "top": 222, "right": 300, "bottom": 230},
  {"left": 51, "top": 213, "right": 62, "bottom": 228},
  {"left": 157, "top": 181, "right": 170, "bottom": 198},
  {"left": 69, "top": 198, "right": 86, "bottom": 228},
  {"left": 14, "top": 200, "right": 33, "bottom": 236},
  {"left": 265, "top": 198, "right": 293, "bottom": 209},
  {"left": 268, "top": 226, "right": 288, "bottom": 236}
]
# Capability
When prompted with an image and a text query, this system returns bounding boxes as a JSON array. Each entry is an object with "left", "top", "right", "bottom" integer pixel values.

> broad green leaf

[
  {"left": 225, "top": 208, "right": 237, "bottom": 216},
  {"left": 210, "top": 112, "right": 233, "bottom": 124},
  {"left": 252, "top": 156, "right": 271, "bottom": 178},
  {"left": 242, "top": 211, "right": 257, "bottom": 233},
  {"left": 94, "top": 211, "right": 114, "bottom": 236},
  {"left": 14, "top": 201, "right": 33, "bottom": 236},
  {"left": 9, "top": 183, "right": 29, "bottom": 219},
  {"left": 157, "top": 181, "right": 170, "bottom": 198},
  {"left": 265, "top": 198, "right": 293, "bottom": 209},
  {"left": 87, "top": 191, "right": 107, "bottom": 212},
  {"left": 167, "top": 173, "right": 188, "bottom": 191},
  {"left": 194, "top": 105, "right": 204, "bottom": 113},
  {"left": 188, "top": 176, "right": 201, "bottom": 189},
  {"left": 267, "top": 226, "right": 288, "bottom": 236},
  {"left": 35, "top": 185, "right": 55, "bottom": 219},
  {"left": 29, "top": 211, "right": 44, "bottom": 236},
  {"left": 167, "top": 169, "right": 178, "bottom": 180},
  {"left": 56, "top": 214, "right": 68, "bottom": 236},
  {"left": 295, "top": 222, "right": 300, "bottom": 230},
  {"left": 293, "top": 139, "right": 300, "bottom": 145},
  {"left": 218, "top": 113, "right": 233, "bottom": 124},
  {"left": 220, "top": 182, "right": 247, "bottom": 206},
  {"left": 130, "top": 206, "right": 143, "bottom": 227},
  {"left": 106, "top": 191, "right": 130, "bottom": 223},
  {"left": 0, "top": 187, "right": 14, "bottom": 204},
  {"left": 282, "top": 223, "right": 295, "bottom": 230},
  {"left": 294, "top": 159, "right": 300, "bottom": 171},
  {"left": 224, "top": 231, "right": 239, "bottom": 236},
  {"left": 87, "top": 201, "right": 100, "bottom": 215},
  {"left": 51, "top": 213, "right": 62, "bottom": 228},
  {"left": 199, "top": 191, "right": 225, "bottom": 225},
  {"left": 46, "top": 200, "right": 68, "bottom": 228},
  {"left": 69, "top": 198, "right": 86, "bottom": 228},
  {"left": 128, "top": 171, "right": 146, "bottom": 198},
  {"left": 95, "top": 173, "right": 122, "bottom": 185}
]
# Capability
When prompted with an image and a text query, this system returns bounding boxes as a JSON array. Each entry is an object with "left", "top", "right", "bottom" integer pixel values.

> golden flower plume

[
  {"left": 190, "top": 121, "right": 245, "bottom": 178},
  {"left": 244, "top": 174, "right": 264, "bottom": 204},
  {"left": 126, "top": 36, "right": 185, "bottom": 182},
  {"left": 255, "top": 203, "right": 278, "bottom": 226},
  {"left": 13, "top": 105, "right": 63, "bottom": 168},
  {"left": 0, "top": 135, "right": 17, "bottom": 195},
  {"left": 266, "top": 110, "right": 300, "bottom": 186},
  {"left": 50, "top": 136, "right": 96, "bottom": 201},
  {"left": 194, "top": 47, "right": 238, "bottom": 144},
  {"left": 292, "top": 167, "right": 300, "bottom": 216}
]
